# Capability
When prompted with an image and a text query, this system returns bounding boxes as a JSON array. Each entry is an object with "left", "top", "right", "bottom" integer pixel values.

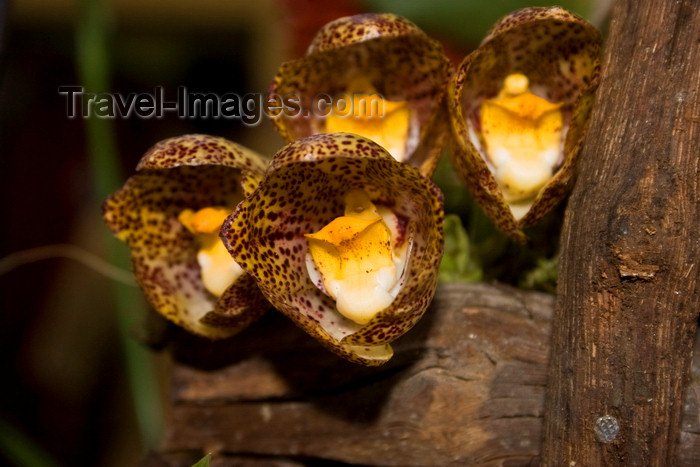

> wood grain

[
  {"left": 143, "top": 283, "right": 699, "bottom": 466},
  {"left": 541, "top": 0, "right": 700, "bottom": 464}
]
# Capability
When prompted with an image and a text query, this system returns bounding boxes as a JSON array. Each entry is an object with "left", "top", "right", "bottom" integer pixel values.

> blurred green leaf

[
  {"left": 519, "top": 253, "right": 559, "bottom": 293},
  {"left": 431, "top": 153, "right": 471, "bottom": 215},
  {"left": 192, "top": 454, "right": 212, "bottom": 467},
  {"left": 0, "top": 419, "right": 61, "bottom": 467},
  {"left": 77, "top": 0, "right": 163, "bottom": 451},
  {"left": 439, "top": 214, "right": 482, "bottom": 283}
]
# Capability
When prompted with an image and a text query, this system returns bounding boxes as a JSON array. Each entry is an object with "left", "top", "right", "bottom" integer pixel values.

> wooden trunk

[
  {"left": 542, "top": 0, "right": 700, "bottom": 464},
  {"left": 143, "top": 283, "right": 700, "bottom": 466}
]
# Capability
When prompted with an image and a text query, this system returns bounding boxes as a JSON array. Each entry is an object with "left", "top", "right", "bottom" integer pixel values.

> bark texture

[
  {"left": 143, "top": 283, "right": 700, "bottom": 466},
  {"left": 541, "top": 0, "right": 700, "bottom": 465}
]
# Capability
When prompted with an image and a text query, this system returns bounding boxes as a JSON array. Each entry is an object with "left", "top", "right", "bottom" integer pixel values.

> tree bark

[{"left": 542, "top": 0, "right": 700, "bottom": 465}]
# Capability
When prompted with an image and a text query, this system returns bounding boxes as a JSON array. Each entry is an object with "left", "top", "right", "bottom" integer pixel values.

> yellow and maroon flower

[
  {"left": 221, "top": 133, "right": 444, "bottom": 366},
  {"left": 448, "top": 7, "right": 602, "bottom": 242},
  {"left": 270, "top": 13, "right": 452, "bottom": 177},
  {"left": 102, "top": 134, "right": 269, "bottom": 339}
]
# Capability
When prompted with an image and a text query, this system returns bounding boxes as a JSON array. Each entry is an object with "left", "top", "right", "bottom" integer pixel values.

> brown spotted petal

[
  {"left": 102, "top": 134, "right": 270, "bottom": 339},
  {"left": 270, "top": 13, "right": 452, "bottom": 177},
  {"left": 448, "top": 6, "right": 601, "bottom": 242},
  {"left": 221, "top": 133, "right": 444, "bottom": 366}
]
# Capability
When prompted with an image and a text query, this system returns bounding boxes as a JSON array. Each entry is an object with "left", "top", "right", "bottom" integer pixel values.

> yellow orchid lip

[
  {"left": 221, "top": 133, "right": 444, "bottom": 366},
  {"left": 447, "top": 6, "right": 602, "bottom": 241},
  {"left": 480, "top": 73, "right": 564, "bottom": 212},
  {"left": 269, "top": 13, "right": 452, "bottom": 177},
  {"left": 102, "top": 134, "right": 269, "bottom": 339},
  {"left": 305, "top": 189, "right": 408, "bottom": 325},
  {"left": 178, "top": 207, "right": 244, "bottom": 298},
  {"left": 324, "top": 76, "right": 411, "bottom": 162}
]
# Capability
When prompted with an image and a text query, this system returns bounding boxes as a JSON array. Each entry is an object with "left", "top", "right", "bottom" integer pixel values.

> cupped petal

[
  {"left": 102, "top": 134, "right": 270, "bottom": 339},
  {"left": 306, "top": 13, "right": 426, "bottom": 53},
  {"left": 221, "top": 133, "right": 444, "bottom": 366},
  {"left": 448, "top": 6, "right": 601, "bottom": 242},
  {"left": 270, "top": 13, "right": 452, "bottom": 177}
]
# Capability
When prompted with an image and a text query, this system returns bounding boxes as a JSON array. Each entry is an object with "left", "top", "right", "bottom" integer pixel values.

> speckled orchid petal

[
  {"left": 102, "top": 134, "right": 270, "bottom": 339},
  {"left": 448, "top": 6, "right": 601, "bottom": 242},
  {"left": 221, "top": 133, "right": 444, "bottom": 366},
  {"left": 270, "top": 13, "right": 452, "bottom": 177}
]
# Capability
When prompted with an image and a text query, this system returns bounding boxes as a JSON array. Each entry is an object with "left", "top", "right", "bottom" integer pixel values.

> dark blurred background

[{"left": 0, "top": 0, "right": 606, "bottom": 465}]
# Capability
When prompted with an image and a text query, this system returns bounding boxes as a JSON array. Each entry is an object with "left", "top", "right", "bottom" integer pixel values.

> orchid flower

[
  {"left": 448, "top": 6, "right": 602, "bottom": 242},
  {"left": 221, "top": 133, "right": 444, "bottom": 366},
  {"left": 102, "top": 134, "right": 270, "bottom": 339},
  {"left": 270, "top": 13, "right": 452, "bottom": 177}
]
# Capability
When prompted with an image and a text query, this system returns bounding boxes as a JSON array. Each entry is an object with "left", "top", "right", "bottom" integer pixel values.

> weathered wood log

[
  {"left": 143, "top": 283, "right": 699, "bottom": 466},
  {"left": 541, "top": 0, "right": 700, "bottom": 465}
]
